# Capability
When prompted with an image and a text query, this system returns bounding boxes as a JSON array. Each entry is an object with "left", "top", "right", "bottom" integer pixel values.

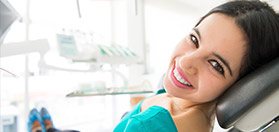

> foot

[
  {"left": 40, "top": 107, "right": 54, "bottom": 130},
  {"left": 27, "top": 108, "right": 46, "bottom": 132}
]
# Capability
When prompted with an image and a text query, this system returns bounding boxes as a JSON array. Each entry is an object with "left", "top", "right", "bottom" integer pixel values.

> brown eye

[
  {"left": 190, "top": 34, "right": 199, "bottom": 48},
  {"left": 208, "top": 59, "right": 224, "bottom": 75}
]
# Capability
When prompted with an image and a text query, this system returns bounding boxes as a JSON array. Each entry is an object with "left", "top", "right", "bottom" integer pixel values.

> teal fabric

[
  {"left": 114, "top": 89, "right": 178, "bottom": 132},
  {"left": 156, "top": 88, "right": 166, "bottom": 95}
]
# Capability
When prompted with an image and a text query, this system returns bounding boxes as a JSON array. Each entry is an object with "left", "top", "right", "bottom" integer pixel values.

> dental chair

[{"left": 216, "top": 57, "right": 279, "bottom": 132}]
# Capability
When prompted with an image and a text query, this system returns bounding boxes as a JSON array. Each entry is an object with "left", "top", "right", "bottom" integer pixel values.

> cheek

[
  {"left": 198, "top": 74, "right": 230, "bottom": 101},
  {"left": 170, "top": 42, "right": 191, "bottom": 60}
]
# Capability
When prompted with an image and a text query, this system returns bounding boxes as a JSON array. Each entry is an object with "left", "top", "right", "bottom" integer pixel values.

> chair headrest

[{"left": 216, "top": 58, "right": 279, "bottom": 130}]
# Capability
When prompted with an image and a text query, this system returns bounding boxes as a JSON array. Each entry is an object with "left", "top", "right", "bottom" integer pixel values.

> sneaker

[
  {"left": 40, "top": 107, "right": 54, "bottom": 130},
  {"left": 27, "top": 108, "right": 46, "bottom": 132}
]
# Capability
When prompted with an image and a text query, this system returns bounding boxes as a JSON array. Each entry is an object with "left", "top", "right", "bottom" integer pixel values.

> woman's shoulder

[
  {"left": 139, "top": 95, "right": 212, "bottom": 131},
  {"left": 142, "top": 95, "right": 213, "bottom": 132},
  {"left": 174, "top": 107, "right": 212, "bottom": 132},
  {"left": 141, "top": 93, "right": 171, "bottom": 112}
]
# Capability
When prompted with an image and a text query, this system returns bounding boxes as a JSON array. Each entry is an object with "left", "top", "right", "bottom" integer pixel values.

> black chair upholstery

[{"left": 216, "top": 58, "right": 279, "bottom": 131}]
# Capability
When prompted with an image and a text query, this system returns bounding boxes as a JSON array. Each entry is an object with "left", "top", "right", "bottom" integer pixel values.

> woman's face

[{"left": 164, "top": 13, "right": 247, "bottom": 103}]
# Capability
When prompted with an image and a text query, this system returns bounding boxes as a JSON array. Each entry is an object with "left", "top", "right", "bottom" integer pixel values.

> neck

[
  {"left": 167, "top": 94, "right": 199, "bottom": 109},
  {"left": 167, "top": 93, "right": 216, "bottom": 118}
]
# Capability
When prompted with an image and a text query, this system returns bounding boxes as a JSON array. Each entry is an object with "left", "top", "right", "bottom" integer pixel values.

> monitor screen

[{"left": 0, "top": 0, "right": 19, "bottom": 44}]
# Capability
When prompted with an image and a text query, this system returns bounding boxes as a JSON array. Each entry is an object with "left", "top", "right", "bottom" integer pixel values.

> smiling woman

[
  {"left": 164, "top": 13, "right": 246, "bottom": 104},
  {"left": 114, "top": 0, "right": 279, "bottom": 132}
]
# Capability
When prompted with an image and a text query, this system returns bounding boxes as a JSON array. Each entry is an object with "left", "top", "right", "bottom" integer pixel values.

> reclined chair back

[{"left": 216, "top": 58, "right": 279, "bottom": 131}]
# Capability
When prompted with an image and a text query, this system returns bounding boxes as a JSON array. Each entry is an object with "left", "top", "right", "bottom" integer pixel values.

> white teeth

[{"left": 173, "top": 69, "right": 192, "bottom": 87}]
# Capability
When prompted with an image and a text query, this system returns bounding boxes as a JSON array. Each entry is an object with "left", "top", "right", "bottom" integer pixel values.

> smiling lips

[{"left": 171, "top": 64, "right": 193, "bottom": 89}]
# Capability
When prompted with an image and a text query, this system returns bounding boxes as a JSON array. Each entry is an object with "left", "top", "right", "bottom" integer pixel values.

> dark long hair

[{"left": 196, "top": 0, "right": 279, "bottom": 78}]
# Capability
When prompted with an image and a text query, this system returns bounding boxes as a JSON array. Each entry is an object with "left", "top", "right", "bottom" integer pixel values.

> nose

[
  {"left": 178, "top": 53, "right": 199, "bottom": 75},
  {"left": 185, "top": 65, "right": 197, "bottom": 75}
]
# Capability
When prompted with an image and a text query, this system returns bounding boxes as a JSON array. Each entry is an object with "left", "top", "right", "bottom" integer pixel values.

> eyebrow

[
  {"left": 213, "top": 53, "right": 233, "bottom": 77},
  {"left": 193, "top": 27, "right": 233, "bottom": 77}
]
